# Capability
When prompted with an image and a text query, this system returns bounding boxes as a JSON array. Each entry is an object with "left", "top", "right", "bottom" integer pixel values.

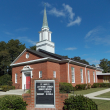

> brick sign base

[{"left": 22, "top": 78, "right": 68, "bottom": 110}]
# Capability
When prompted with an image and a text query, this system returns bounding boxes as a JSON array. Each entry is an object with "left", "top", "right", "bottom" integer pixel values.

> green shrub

[
  {"left": 0, "top": 74, "right": 11, "bottom": 86},
  {"left": 1, "top": 85, "right": 9, "bottom": 92},
  {"left": 92, "top": 83, "right": 100, "bottom": 88},
  {"left": 1, "top": 85, "right": 15, "bottom": 92},
  {"left": 75, "top": 84, "right": 87, "bottom": 90},
  {"left": 26, "top": 89, "right": 31, "bottom": 93},
  {"left": 7, "top": 81, "right": 13, "bottom": 86},
  {"left": 87, "top": 83, "right": 91, "bottom": 89},
  {"left": 59, "top": 82, "right": 73, "bottom": 93},
  {"left": 91, "top": 83, "right": 110, "bottom": 88},
  {"left": 0, "top": 95, "right": 28, "bottom": 110},
  {"left": 63, "top": 95, "right": 98, "bottom": 110}
]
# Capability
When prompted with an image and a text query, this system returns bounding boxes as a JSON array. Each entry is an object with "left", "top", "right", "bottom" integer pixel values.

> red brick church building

[{"left": 10, "top": 7, "right": 107, "bottom": 90}]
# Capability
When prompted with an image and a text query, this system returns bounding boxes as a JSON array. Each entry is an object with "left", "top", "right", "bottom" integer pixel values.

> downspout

[
  {"left": 85, "top": 65, "right": 87, "bottom": 84},
  {"left": 68, "top": 60, "right": 70, "bottom": 83},
  {"left": 95, "top": 70, "right": 97, "bottom": 83}
]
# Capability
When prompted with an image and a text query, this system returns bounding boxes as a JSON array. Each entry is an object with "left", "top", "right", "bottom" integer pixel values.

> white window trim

[
  {"left": 39, "top": 71, "right": 42, "bottom": 78},
  {"left": 81, "top": 69, "right": 83, "bottom": 83},
  {"left": 88, "top": 70, "right": 90, "bottom": 83},
  {"left": 53, "top": 71, "right": 56, "bottom": 78},
  {"left": 71, "top": 67, "right": 75, "bottom": 83},
  {"left": 93, "top": 72, "right": 95, "bottom": 83},
  {"left": 15, "top": 73, "right": 17, "bottom": 83}
]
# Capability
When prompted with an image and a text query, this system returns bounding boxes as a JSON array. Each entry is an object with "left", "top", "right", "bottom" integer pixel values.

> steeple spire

[{"left": 42, "top": 4, "right": 49, "bottom": 29}]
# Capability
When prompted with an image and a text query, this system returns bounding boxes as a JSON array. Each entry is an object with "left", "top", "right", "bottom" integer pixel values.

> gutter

[{"left": 10, "top": 57, "right": 61, "bottom": 66}]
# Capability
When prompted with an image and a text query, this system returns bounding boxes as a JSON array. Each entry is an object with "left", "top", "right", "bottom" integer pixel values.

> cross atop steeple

[{"left": 42, "top": 3, "right": 49, "bottom": 29}]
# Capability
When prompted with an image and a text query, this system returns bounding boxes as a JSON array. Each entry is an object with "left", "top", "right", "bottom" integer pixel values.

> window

[
  {"left": 80, "top": 69, "right": 83, "bottom": 83},
  {"left": 71, "top": 67, "right": 75, "bottom": 83},
  {"left": 26, "top": 53, "right": 29, "bottom": 59},
  {"left": 53, "top": 71, "right": 56, "bottom": 78},
  {"left": 93, "top": 72, "right": 95, "bottom": 83},
  {"left": 88, "top": 70, "right": 90, "bottom": 83},
  {"left": 39, "top": 71, "right": 42, "bottom": 78},
  {"left": 15, "top": 73, "right": 17, "bottom": 83}
]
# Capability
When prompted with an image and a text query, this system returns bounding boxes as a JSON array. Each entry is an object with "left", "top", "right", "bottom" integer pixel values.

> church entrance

[{"left": 26, "top": 74, "right": 31, "bottom": 89}]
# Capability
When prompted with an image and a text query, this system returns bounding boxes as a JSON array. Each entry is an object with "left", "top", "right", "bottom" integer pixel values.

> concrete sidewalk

[
  {"left": 84, "top": 88, "right": 110, "bottom": 100},
  {"left": 0, "top": 89, "right": 28, "bottom": 96}
]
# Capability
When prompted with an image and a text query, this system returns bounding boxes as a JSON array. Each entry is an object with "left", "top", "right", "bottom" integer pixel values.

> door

[{"left": 26, "top": 76, "right": 30, "bottom": 89}]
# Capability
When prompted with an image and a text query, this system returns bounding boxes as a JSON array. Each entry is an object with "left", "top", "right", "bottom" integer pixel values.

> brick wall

[
  {"left": 22, "top": 78, "right": 68, "bottom": 110},
  {"left": 68, "top": 64, "right": 97, "bottom": 87},
  {"left": 60, "top": 63, "right": 68, "bottom": 83},
  {"left": 22, "top": 93, "right": 31, "bottom": 105},
  {"left": 15, "top": 51, "right": 42, "bottom": 64}
]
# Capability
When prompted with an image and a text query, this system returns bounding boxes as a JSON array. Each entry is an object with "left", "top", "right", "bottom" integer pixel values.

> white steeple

[{"left": 36, "top": 4, "right": 55, "bottom": 53}]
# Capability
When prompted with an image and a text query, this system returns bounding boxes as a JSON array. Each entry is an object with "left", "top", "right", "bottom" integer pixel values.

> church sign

[{"left": 35, "top": 80, "right": 55, "bottom": 108}]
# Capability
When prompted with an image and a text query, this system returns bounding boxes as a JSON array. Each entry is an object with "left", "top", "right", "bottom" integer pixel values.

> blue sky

[{"left": 0, "top": 0, "right": 110, "bottom": 65}]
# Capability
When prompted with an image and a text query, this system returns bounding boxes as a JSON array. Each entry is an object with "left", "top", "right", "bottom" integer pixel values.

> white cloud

[
  {"left": 85, "top": 28, "right": 100, "bottom": 39},
  {"left": 4, "top": 31, "right": 13, "bottom": 35},
  {"left": 67, "top": 16, "right": 81, "bottom": 27},
  {"left": 65, "top": 47, "right": 77, "bottom": 50},
  {"left": 46, "top": 3, "right": 81, "bottom": 27},
  {"left": 91, "top": 59, "right": 100, "bottom": 64},
  {"left": 15, "top": 28, "right": 29, "bottom": 32},
  {"left": 48, "top": 8, "right": 65, "bottom": 17},
  {"left": 86, "top": 58, "right": 100, "bottom": 65},
  {"left": 62, "top": 3, "right": 75, "bottom": 21},
  {"left": 85, "top": 45, "right": 90, "bottom": 48},
  {"left": 105, "top": 50, "right": 110, "bottom": 53},
  {"left": 85, "top": 27, "right": 110, "bottom": 45},
  {"left": 17, "top": 37, "right": 36, "bottom": 45},
  {"left": 42, "top": 2, "right": 51, "bottom": 8},
  {"left": 81, "top": 54, "right": 88, "bottom": 56}
]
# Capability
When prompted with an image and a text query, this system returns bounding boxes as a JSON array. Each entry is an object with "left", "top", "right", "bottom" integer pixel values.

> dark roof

[
  {"left": 26, "top": 48, "right": 68, "bottom": 60},
  {"left": 38, "top": 49, "right": 68, "bottom": 60},
  {"left": 26, "top": 48, "right": 51, "bottom": 58}
]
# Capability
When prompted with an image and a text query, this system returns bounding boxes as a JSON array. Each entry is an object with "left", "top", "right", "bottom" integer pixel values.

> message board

[{"left": 35, "top": 81, "right": 54, "bottom": 105}]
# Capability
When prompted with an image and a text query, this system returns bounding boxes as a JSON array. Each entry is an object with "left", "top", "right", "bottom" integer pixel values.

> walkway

[
  {"left": 0, "top": 89, "right": 28, "bottom": 96},
  {"left": 1, "top": 88, "right": 110, "bottom": 100},
  {"left": 84, "top": 88, "right": 110, "bottom": 100}
]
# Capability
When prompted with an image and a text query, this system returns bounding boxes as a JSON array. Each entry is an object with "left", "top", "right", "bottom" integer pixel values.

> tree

[
  {"left": 7, "top": 39, "right": 25, "bottom": 62},
  {"left": 0, "top": 41, "right": 9, "bottom": 76},
  {"left": 91, "top": 64, "right": 95, "bottom": 67},
  {"left": 0, "top": 39, "right": 26, "bottom": 77},
  {"left": 99, "top": 58, "right": 109, "bottom": 73},
  {"left": 29, "top": 45, "right": 36, "bottom": 50},
  {"left": 71, "top": 56, "right": 89, "bottom": 65}
]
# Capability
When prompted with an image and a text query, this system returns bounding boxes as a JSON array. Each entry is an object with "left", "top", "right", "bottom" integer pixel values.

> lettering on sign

[{"left": 36, "top": 82, "right": 54, "bottom": 105}]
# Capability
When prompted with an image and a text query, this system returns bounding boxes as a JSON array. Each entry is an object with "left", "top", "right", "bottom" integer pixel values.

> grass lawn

[
  {"left": 68, "top": 88, "right": 108, "bottom": 97},
  {"left": 92, "top": 99, "right": 110, "bottom": 110},
  {"left": 68, "top": 88, "right": 110, "bottom": 110},
  {"left": 96, "top": 91, "right": 110, "bottom": 98}
]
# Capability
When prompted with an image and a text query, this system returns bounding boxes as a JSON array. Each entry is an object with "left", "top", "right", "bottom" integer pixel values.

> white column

[{"left": 39, "top": 33, "right": 41, "bottom": 41}]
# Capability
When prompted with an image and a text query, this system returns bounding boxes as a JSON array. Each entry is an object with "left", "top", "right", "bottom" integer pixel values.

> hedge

[
  {"left": 59, "top": 82, "right": 73, "bottom": 93},
  {"left": 0, "top": 95, "right": 28, "bottom": 110},
  {"left": 64, "top": 95, "right": 98, "bottom": 110}
]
